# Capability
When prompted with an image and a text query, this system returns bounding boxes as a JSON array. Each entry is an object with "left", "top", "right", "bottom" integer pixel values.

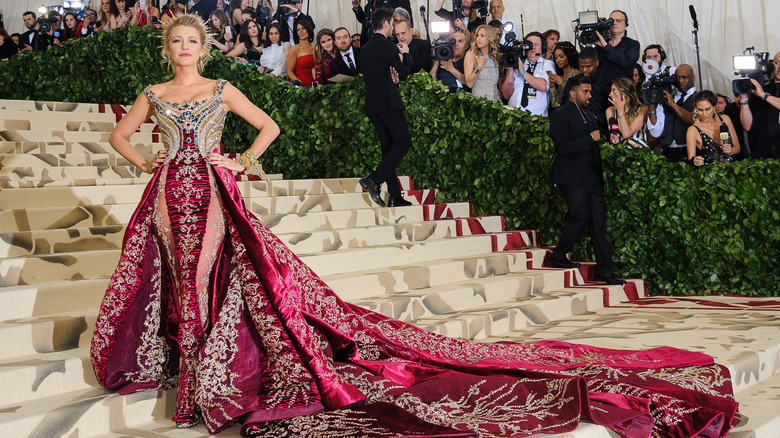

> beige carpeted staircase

[{"left": 0, "top": 100, "right": 778, "bottom": 437}]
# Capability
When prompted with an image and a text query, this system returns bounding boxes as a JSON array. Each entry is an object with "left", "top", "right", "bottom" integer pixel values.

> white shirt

[
  {"left": 647, "top": 87, "right": 696, "bottom": 146},
  {"left": 286, "top": 15, "right": 296, "bottom": 46},
  {"left": 259, "top": 42, "right": 291, "bottom": 77},
  {"left": 509, "top": 57, "right": 555, "bottom": 116}
]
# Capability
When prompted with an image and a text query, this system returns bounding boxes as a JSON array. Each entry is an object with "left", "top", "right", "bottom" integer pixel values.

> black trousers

[
  {"left": 368, "top": 110, "right": 411, "bottom": 199},
  {"left": 552, "top": 178, "right": 615, "bottom": 273}
]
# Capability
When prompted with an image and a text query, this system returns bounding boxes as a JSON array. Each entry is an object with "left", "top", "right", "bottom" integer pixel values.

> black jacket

[
  {"left": 189, "top": 0, "right": 217, "bottom": 22},
  {"left": 353, "top": 0, "right": 413, "bottom": 44},
  {"left": 550, "top": 101, "right": 603, "bottom": 186},
  {"left": 330, "top": 48, "right": 362, "bottom": 77},
  {"left": 273, "top": 10, "right": 315, "bottom": 45},
  {"left": 597, "top": 36, "right": 640, "bottom": 82},
  {"left": 407, "top": 38, "right": 432, "bottom": 74},
  {"left": 360, "top": 33, "right": 412, "bottom": 116}
]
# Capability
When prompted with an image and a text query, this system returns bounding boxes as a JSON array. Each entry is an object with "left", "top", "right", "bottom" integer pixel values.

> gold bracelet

[{"left": 236, "top": 150, "right": 268, "bottom": 181}]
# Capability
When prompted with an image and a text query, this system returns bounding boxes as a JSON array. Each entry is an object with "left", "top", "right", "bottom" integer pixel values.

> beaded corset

[{"left": 143, "top": 79, "right": 228, "bottom": 160}]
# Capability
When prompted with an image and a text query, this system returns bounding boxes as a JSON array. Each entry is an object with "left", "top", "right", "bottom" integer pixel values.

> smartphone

[{"left": 139, "top": 0, "right": 147, "bottom": 9}]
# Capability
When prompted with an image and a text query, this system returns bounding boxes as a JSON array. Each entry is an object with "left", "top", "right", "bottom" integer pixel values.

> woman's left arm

[{"left": 220, "top": 83, "right": 280, "bottom": 163}]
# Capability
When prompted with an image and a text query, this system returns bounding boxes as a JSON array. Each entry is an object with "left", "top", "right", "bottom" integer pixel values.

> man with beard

[
  {"left": 548, "top": 74, "right": 625, "bottom": 285},
  {"left": 330, "top": 27, "right": 361, "bottom": 77}
]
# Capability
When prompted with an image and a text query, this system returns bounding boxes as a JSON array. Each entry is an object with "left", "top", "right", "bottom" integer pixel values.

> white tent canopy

[{"left": 3, "top": 0, "right": 779, "bottom": 96}]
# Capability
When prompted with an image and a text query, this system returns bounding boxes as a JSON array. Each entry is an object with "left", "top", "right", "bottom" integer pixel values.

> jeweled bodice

[{"left": 143, "top": 79, "right": 228, "bottom": 160}]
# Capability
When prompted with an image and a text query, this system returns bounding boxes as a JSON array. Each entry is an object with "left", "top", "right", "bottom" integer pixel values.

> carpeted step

[
  {"left": 414, "top": 279, "right": 644, "bottom": 340},
  {"left": 0, "top": 99, "right": 116, "bottom": 113},
  {"left": 0, "top": 201, "right": 456, "bottom": 233},
  {"left": 0, "top": 129, "right": 157, "bottom": 144},
  {"left": 0, "top": 310, "right": 96, "bottom": 361},
  {"left": 0, "top": 216, "right": 504, "bottom": 258},
  {"left": 0, "top": 180, "right": 419, "bottom": 211},
  {"left": 0, "top": 153, "right": 134, "bottom": 167},
  {"left": 324, "top": 249, "right": 546, "bottom": 302},
  {"left": 0, "top": 279, "right": 109, "bottom": 321},
  {"left": 0, "top": 230, "right": 530, "bottom": 287},
  {"left": 0, "top": 140, "right": 159, "bottom": 155},
  {"left": 0, "top": 386, "right": 170, "bottom": 438}
]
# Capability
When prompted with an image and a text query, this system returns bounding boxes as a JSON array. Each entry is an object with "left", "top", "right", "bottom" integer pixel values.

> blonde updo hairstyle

[{"left": 161, "top": 14, "right": 213, "bottom": 75}]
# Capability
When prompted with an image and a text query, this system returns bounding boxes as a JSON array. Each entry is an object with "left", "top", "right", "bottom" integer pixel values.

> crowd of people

[{"left": 2, "top": 0, "right": 779, "bottom": 161}]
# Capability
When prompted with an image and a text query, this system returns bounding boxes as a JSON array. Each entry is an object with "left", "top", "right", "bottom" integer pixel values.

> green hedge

[{"left": 1, "top": 27, "right": 778, "bottom": 296}]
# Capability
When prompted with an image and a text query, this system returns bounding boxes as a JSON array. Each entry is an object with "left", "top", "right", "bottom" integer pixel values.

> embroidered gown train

[{"left": 91, "top": 79, "right": 739, "bottom": 437}]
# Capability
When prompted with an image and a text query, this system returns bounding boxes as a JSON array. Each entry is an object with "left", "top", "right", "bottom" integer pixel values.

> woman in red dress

[
  {"left": 92, "top": 13, "right": 740, "bottom": 438},
  {"left": 286, "top": 20, "right": 315, "bottom": 86}
]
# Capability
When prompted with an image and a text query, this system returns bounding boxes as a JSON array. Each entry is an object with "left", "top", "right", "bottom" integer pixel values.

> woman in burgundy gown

[{"left": 92, "top": 14, "right": 740, "bottom": 438}]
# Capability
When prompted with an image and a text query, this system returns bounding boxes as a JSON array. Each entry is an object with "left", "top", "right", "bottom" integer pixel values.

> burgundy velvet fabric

[{"left": 91, "top": 80, "right": 739, "bottom": 438}]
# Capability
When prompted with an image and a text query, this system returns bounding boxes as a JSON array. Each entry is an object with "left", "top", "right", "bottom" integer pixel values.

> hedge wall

[{"left": 1, "top": 27, "right": 778, "bottom": 296}]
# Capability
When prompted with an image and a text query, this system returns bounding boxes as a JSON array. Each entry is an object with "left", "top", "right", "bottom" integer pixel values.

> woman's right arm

[
  {"left": 226, "top": 42, "right": 246, "bottom": 58},
  {"left": 109, "top": 93, "right": 160, "bottom": 174},
  {"left": 686, "top": 125, "right": 704, "bottom": 166},
  {"left": 287, "top": 46, "right": 299, "bottom": 81}
]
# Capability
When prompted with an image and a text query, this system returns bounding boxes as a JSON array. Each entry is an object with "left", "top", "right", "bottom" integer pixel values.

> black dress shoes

[
  {"left": 593, "top": 272, "right": 627, "bottom": 285},
  {"left": 388, "top": 197, "right": 412, "bottom": 207},
  {"left": 547, "top": 255, "right": 581, "bottom": 269},
  {"left": 359, "top": 177, "right": 385, "bottom": 207}
]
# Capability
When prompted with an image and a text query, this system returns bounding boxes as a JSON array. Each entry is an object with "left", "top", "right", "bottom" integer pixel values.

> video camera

[
  {"left": 432, "top": 35, "right": 456, "bottom": 61},
  {"left": 256, "top": 0, "right": 270, "bottom": 26},
  {"left": 499, "top": 23, "right": 532, "bottom": 69},
  {"left": 732, "top": 49, "right": 775, "bottom": 95},
  {"left": 37, "top": 17, "right": 58, "bottom": 34},
  {"left": 574, "top": 10, "right": 612, "bottom": 46},
  {"left": 641, "top": 68, "right": 679, "bottom": 105}
]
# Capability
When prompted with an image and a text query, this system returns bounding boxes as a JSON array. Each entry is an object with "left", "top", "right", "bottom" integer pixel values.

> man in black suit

[
  {"left": 19, "top": 11, "right": 39, "bottom": 53},
  {"left": 394, "top": 19, "right": 431, "bottom": 74},
  {"left": 330, "top": 27, "right": 361, "bottom": 77},
  {"left": 359, "top": 7, "right": 414, "bottom": 208},
  {"left": 548, "top": 75, "right": 625, "bottom": 285},
  {"left": 352, "top": 0, "right": 413, "bottom": 47},
  {"left": 272, "top": 0, "right": 315, "bottom": 45}
]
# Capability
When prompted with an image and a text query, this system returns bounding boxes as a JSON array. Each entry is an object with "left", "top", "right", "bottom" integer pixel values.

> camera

[
  {"left": 432, "top": 35, "right": 456, "bottom": 61},
  {"left": 256, "top": 0, "right": 270, "bottom": 26},
  {"left": 641, "top": 70, "right": 680, "bottom": 105},
  {"left": 499, "top": 28, "right": 531, "bottom": 69},
  {"left": 38, "top": 17, "right": 55, "bottom": 33},
  {"left": 574, "top": 10, "right": 612, "bottom": 46},
  {"left": 732, "top": 50, "right": 775, "bottom": 95}
]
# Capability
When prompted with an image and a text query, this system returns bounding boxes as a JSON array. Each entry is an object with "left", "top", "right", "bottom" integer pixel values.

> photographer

[
  {"left": 592, "top": 10, "right": 639, "bottom": 82},
  {"left": 577, "top": 47, "right": 610, "bottom": 132},
  {"left": 646, "top": 64, "right": 697, "bottom": 162},
  {"left": 434, "top": 0, "right": 484, "bottom": 35},
  {"left": 430, "top": 30, "right": 469, "bottom": 91},
  {"left": 501, "top": 31, "right": 555, "bottom": 116},
  {"left": 80, "top": 9, "right": 100, "bottom": 37},
  {"left": 738, "top": 51, "right": 780, "bottom": 159},
  {"left": 273, "top": 0, "right": 315, "bottom": 45}
]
